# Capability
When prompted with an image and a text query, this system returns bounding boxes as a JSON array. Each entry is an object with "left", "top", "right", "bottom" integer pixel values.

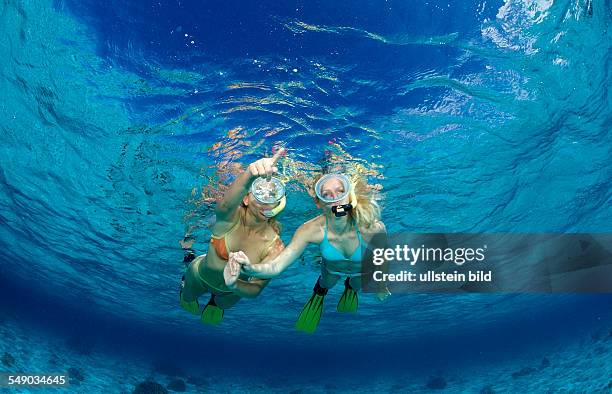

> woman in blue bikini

[{"left": 224, "top": 172, "right": 390, "bottom": 333}]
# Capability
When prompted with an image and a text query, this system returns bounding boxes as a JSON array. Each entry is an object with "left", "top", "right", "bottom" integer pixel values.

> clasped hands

[{"left": 223, "top": 251, "right": 254, "bottom": 289}]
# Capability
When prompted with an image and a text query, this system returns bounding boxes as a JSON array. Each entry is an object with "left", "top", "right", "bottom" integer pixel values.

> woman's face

[
  {"left": 245, "top": 193, "right": 281, "bottom": 219},
  {"left": 319, "top": 178, "right": 349, "bottom": 207}
]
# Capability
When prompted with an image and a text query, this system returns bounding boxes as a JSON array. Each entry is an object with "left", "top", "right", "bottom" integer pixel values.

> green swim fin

[
  {"left": 296, "top": 278, "right": 328, "bottom": 333},
  {"left": 179, "top": 274, "right": 200, "bottom": 315},
  {"left": 180, "top": 292, "right": 200, "bottom": 315},
  {"left": 201, "top": 296, "right": 224, "bottom": 325},
  {"left": 337, "top": 277, "right": 358, "bottom": 313}
]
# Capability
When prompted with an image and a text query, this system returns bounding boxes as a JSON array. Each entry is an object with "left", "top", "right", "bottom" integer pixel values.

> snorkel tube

[
  {"left": 263, "top": 195, "right": 286, "bottom": 218},
  {"left": 330, "top": 187, "right": 357, "bottom": 217}
]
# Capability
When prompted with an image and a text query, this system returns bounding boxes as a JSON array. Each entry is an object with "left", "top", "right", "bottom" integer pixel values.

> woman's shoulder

[
  {"left": 264, "top": 221, "right": 281, "bottom": 239},
  {"left": 212, "top": 209, "right": 241, "bottom": 236},
  {"left": 359, "top": 220, "right": 386, "bottom": 237},
  {"left": 369, "top": 220, "right": 386, "bottom": 232},
  {"left": 294, "top": 215, "right": 325, "bottom": 243},
  {"left": 300, "top": 215, "right": 325, "bottom": 231}
]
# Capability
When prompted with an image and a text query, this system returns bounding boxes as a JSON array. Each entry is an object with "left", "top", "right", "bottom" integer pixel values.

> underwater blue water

[{"left": 0, "top": 0, "right": 611, "bottom": 392}]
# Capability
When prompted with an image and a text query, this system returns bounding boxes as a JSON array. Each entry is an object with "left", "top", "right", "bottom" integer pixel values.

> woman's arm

[
  {"left": 223, "top": 238, "right": 285, "bottom": 297},
  {"left": 215, "top": 148, "right": 285, "bottom": 220},
  {"left": 365, "top": 221, "right": 391, "bottom": 301},
  {"left": 237, "top": 220, "right": 319, "bottom": 279}
]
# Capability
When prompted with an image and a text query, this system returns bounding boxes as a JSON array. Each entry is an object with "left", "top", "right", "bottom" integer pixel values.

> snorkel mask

[
  {"left": 250, "top": 176, "right": 286, "bottom": 218},
  {"left": 314, "top": 173, "right": 357, "bottom": 217}
]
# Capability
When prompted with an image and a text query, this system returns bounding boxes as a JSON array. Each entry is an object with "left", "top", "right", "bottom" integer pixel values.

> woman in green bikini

[
  {"left": 179, "top": 149, "right": 286, "bottom": 325},
  {"left": 225, "top": 172, "right": 390, "bottom": 333}
]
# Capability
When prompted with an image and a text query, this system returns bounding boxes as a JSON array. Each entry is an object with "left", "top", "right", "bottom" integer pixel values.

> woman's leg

[
  {"left": 319, "top": 267, "right": 341, "bottom": 289},
  {"left": 182, "top": 255, "right": 210, "bottom": 302},
  {"left": 199, "top": 292, "right": 240, "bottom": 325},
  {"left": 213, "top": 293, "right": 241, "bottom": 309},
  {"left": 348, "top": 275, "right": 361, "bottom": 290}
]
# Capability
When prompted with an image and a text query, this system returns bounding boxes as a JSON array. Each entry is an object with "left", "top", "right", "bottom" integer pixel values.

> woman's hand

[
  {"left": 226, "top": 250, "right": 261, "bottom": 277},
  {"left": 248, "top": 147, "right": 285, "bottom": 179},
  {"left": 223, "top": 252, "right": 243, "bottom": 290},
  {"left": 375, "top": 287, "right": 391, "bottom": 302},
  {"left": 230, "top": 250, "right": 261, "bottom": 277},
  {"left": 215, "top": 147, "right": 287, "bottom": 220}
]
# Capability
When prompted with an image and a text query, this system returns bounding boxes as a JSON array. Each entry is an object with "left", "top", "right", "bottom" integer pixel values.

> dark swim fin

[
  {"left": 201, "top": 295, "right": 224, "bottom": 325},
  {"left": 296, "top": 277, "right": 328, "bottom": 333},
  {"left": 337, "top": 277, "right": 358, "bottom": 313}
]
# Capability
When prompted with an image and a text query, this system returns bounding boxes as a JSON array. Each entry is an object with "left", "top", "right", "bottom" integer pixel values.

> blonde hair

[
  {"left": 312, "top": 173, "right": 381, "bottom": 229},
  {"left": 350, "top": 176, "right": 381, "bottom": 229}
]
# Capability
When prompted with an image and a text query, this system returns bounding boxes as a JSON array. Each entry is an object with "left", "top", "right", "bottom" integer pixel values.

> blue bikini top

[{"left": 320, "top": 216, "right": 366, "bottom": 262}]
